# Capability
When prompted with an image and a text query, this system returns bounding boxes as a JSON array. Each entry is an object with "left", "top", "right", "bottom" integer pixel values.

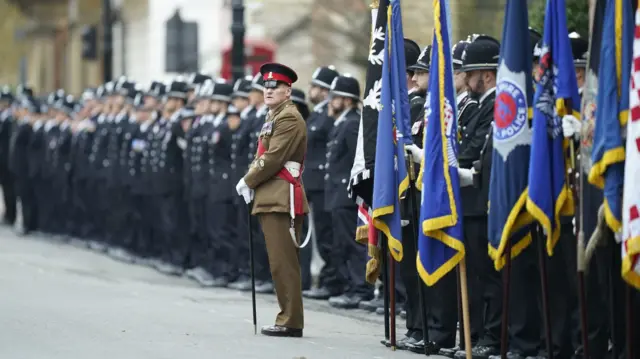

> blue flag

[
  {"left": 588, "top": 0, "right": 633, "bottom": 232},
  {"left": 487, "top": 0, "right": 535, "bottom": 269},
  {"left": 371, "top": 0, "right": 411, "bottom": 262},
  {"left": 416, "top": 0, "right": 464, "bottom": 286},
  {"left": 526, "top": 0, "right": 578, "bottom": 256}
]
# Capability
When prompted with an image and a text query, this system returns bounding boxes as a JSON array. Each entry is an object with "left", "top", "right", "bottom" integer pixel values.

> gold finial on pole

[{"left": 370, "top": 0, "right": 380, "bottom": 9}]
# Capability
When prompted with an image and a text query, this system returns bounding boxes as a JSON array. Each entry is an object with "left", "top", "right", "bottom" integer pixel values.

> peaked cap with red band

[{"left": 260, "top": 62, "right": 299, "bottom": 87}]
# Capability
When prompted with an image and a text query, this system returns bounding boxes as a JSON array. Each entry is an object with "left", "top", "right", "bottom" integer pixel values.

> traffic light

[{"left": 81, "top": 25, "right": 98, "bottom": 60}]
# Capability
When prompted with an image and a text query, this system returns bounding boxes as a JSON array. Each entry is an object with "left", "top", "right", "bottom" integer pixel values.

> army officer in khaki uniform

[{"left": 235, "top": 62, "right": 309, "bottom": 338}]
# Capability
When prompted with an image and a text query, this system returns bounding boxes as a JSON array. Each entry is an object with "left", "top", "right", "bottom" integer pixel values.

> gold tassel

[
  {"left": 365, "top": 243, "right": 381, "bottom": 284},
  {"left": 355, "top": 224, "right": 369, "bottom": 244}
]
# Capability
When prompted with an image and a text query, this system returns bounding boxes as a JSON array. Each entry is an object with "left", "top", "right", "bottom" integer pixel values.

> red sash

[{"left": 257, "top": 138, "right": 305, "bottom": 216}]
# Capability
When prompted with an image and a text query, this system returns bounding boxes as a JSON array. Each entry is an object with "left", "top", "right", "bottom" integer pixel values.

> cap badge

[{"left": 268, "top": 72, "right": 273, "bottom": 79}]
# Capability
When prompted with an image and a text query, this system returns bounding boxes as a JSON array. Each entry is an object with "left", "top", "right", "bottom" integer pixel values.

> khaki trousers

[{"left": 257, "top": 212, "right": 304, "bottom": 329}]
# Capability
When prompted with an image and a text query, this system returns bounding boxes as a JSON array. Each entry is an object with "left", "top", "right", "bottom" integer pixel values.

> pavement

[{"left": 0, "top": 226, "right": 449, "bottom": 359}]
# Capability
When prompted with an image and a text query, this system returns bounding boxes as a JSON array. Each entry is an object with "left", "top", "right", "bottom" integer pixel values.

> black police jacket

[
  {"left": 151, "top": 117, "right": 185, "bottom": 195},
  {"left": 9, "top": 120, "right": 32, "bottom": 179},
  {"left": 206, "top": 113, "right": 234, "bottom": 203},
  {"left": 186, "top": 116, "right": 212, "bottom": 199},
  {"left": 303, "top": 100, "right": 333, "bottom": 192},
  {"left": 325, "top": 107, "right": 360, "bottom": 211},
  {"left": 0, "top": 111, "right": 13, "bottom": 172},
  {"left": 459, "top": 89, "right": 495, "bottom": 217},
  {"left": 231, "top": 106, "right": 257, "bottom": 185}
]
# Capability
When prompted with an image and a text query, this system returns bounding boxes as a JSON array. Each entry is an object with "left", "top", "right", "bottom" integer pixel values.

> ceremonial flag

[
  {"left": 416, "top": 0, "right": 464, "bottom": 286},
  {"left": 622, "top": 5, "right": 640, "bottom": 290},
  {"left": 371, "top": 0, "right": 410, "bottom": 262},
  {"left": 349, "top": 0, "right": 390, "bottom": 207},
  {"left": 526, "top": 0, "right": 578, "bottom": 256},
  {"left": 487, "top": 0, "right": 535, "bottom": 269},
  {"left": 588, "top": 0, "right": 633, "bottom": 232},
  {"left": 578, "top": 0, "right": 604, "bottom": 269}
]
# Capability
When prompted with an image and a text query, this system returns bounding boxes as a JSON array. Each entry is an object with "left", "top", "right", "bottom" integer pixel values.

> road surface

[{"left": 0, "top": 227, "right": 447, "bottom": 359}]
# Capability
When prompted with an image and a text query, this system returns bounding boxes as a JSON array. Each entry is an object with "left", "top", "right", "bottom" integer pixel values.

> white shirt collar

[
  {"left": 256, "top": 104, "right": 268, "bottom": 116},
  {"left": 313, "top": 99, "right": 328, "bottom": 113},
  {"left": 213, "top": 113, "right": 225, "bottom": 127},
  {"left": 334, "top": 108, "right": 353, "bottom": 127},
  {"left": 456, "top": 91, "right": 468, "bottom": 105},
  {"left": 479, "top": 87, "right": 496, "bottom": 105},
  {"left": 240, "top": 105, "right": 254, "bottom": 119}
]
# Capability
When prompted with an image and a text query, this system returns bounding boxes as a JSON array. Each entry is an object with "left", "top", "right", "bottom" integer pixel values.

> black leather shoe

[
  {"left": 228, "top": 277, "right": 252, "bottom": 290},
  {"left": 255, "top": 281, "right": 274, "bottom": 294},
  {"left": 440, "top": 346, "right": 460, "bottom": 358},
  {"left": 454, "top": 345, "right": 500, "bottom": 359},
  {"left": 375, "top": 303, "right": 404, "bottom": 315},
  {"left": 328, "top": 294, "right": 369, "bottom": 309},
  {"left": 397, "top": 336, "right": 421, "bottom": 350},
  {"left": 488, "top": 352, "right": 526, "bottom": 359},
  {"left": 210, "top": 277, "right": 229, "bottom": 288},
  {"left": 379, "top": 335, "right": 414, "bottom": 348},
  {"left": 260, "top": 325, "right": 302, "bottom": 338},
  {"left": 406, "top": 339, "right": 441, "bottom": 355},
  {"left": 303, "top": 287, "right": 341, "bottom": 300},
  {"left": 359, "top": 296, "right": 384, "bottom": 311}
]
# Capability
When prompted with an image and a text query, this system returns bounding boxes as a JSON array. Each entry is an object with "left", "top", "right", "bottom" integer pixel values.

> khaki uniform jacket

[{"left": 244, "top": 99, "right": 310, "bottom": 215}]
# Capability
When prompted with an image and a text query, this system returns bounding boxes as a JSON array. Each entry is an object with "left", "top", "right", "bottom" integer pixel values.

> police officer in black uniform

[
  {"left": 153, "top": 79, "right": 190, "bottom": 275},
  {"left": 325, "top": 75, "right": 374, "bottom": 309},
  {"left": 0, "top": 86, "right": 16, "bottom": 226},
  {"left": 87, "top": 81, "right": 117, "bottom": 250},
  {"left": 183, "top": 79, "right": 216, "bottom": 285},
  {"left": 452, "top": 35, "right": 503, "bottom": 359},
  {"left": 204, "top": 80, "right": 238, "bottom": 286},
  {"left": 130, "top": 83, "right": 165, "bottom": 263},
  {"left": 300, "top": 65, "right": 343, "bottom": 300},
  {"left": 70, "top": 88, "right": 100, "bottom": 242},
  {"left": 228, "top": 75, "right": 261, "bottom": 290},
  {"left": 10, "top": 89, "right": 39, "bottom": 234},
  {"left": 50, "top": 95, "right": 77, "bottom": 238}
]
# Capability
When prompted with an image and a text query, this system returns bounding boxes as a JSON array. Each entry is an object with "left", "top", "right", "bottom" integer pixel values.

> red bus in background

[{"left": 219, "top": 40, "right": 276, "bottom": 80}]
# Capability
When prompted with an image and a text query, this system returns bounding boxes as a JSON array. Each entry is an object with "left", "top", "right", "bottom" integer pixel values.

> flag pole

[
  {"left": 500, "top": 239, "right": 512, "bottom": 359},
  {"left": 536, "top": 225, "right": 554, "bottom": 359},
  {"left": 381, "top": 231, "right": 390, "bottom": 342},
  {"left": 389, "top": 251, "right": 397, "bottom": 350},
  {"left": 458, "top": 259, "right": 472, "bottom": 359},
  {"left": 407, "top": 155, "right": 431, "bottom": 355},
  {"left": 456, "top": 267, "right": 465, "bottom": 351}
]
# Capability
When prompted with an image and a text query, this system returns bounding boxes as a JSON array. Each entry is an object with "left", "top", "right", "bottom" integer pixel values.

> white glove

[
  {"left": 458, "top": 168, "right": 475, "bottom": 187},
  {"left": 561, "top": 115, "right": 581, "bottom": 139},
  {"left": 235, "top": 178, "right": 254, "bottom": 204},
  {"left": 405, "top": 144, "right": 423, "bottom": 164}
]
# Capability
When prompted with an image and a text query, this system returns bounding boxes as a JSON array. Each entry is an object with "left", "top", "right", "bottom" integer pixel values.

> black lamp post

[{"left": 230, "top": 0, "right": 246, "bottom": 82}]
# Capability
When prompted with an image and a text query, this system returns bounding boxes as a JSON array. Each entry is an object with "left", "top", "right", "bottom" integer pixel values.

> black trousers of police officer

[
  {"left": 187, "top": 196, "right": 209, "bottom": 271},
  {"left": 465, "top": 215, "right": 502, "bottom": 348},
  {"left": 157, "top": 191, "right": 190, "bottom": 267},
  {"left": 306, "top": 190, "right": 335, "bottom": 289},
  {"left": 332, "top": 206, "right": 373, "bottom": 298},
  {"left": 16, "top": 178, "right": 38, "bottom": 233},
  {"left": 205, "top": 197, "right": 238, "bottom": 281},
  {"left": 1, "top": 171, "right": 16, "bottom": 224},
  {"left": 400, "top": 222, "right": 457, "bottom": 347}
]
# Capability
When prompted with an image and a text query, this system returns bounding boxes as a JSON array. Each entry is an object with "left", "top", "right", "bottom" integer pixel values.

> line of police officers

[{"left": 0, "top": 29, "right": 633, "bottom": 358}]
